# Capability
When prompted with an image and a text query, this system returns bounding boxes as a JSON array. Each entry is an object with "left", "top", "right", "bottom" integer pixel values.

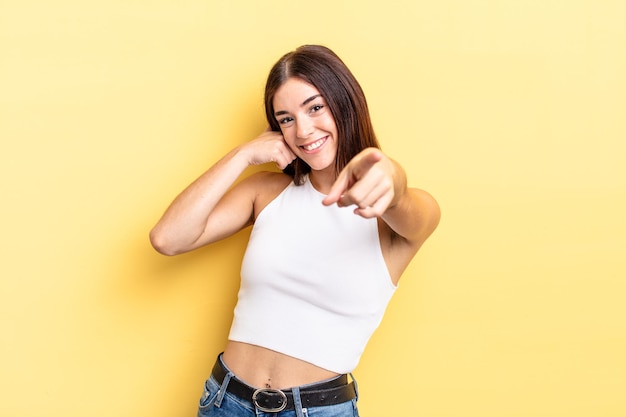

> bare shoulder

[{"left": 239, "top": 171, "right": 293, "bottom": 219}]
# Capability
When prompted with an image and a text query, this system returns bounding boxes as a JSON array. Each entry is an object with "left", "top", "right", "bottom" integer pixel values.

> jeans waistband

[{"left": 211, "top": 353, "right": 357, "bottom": 412}]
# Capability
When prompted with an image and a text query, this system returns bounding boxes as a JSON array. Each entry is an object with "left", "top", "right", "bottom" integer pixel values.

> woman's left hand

[{"left": 322, "top": 148, "right": 399, "bottom": 218}]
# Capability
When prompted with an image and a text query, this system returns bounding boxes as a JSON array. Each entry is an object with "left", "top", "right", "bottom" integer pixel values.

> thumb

[{"left": 356, "top": 148, "right": 383, "bottom": 173}]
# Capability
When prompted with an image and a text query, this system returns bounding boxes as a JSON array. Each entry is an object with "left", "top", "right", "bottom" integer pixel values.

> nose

[{"left": 296, "top": 118, "right": 313, "bottom": 139}]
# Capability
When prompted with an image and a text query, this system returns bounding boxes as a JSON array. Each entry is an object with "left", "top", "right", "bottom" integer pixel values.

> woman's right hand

[{"left": 241, "top": 129, "right": 297, "bottom": 170}]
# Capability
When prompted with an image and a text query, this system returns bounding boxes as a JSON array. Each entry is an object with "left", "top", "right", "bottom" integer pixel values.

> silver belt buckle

[{"left": 252, "top": 388, "right": 288, "bottom": 412}]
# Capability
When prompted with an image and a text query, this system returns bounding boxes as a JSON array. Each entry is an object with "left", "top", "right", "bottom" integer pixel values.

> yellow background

[{"left": 1, "top": 1, "right": 625, "bottom": 416}]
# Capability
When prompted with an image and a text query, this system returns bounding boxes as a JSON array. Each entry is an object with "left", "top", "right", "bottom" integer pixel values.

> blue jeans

[{"left": 197, "top": 358, "right": 360, "bottom": 417}]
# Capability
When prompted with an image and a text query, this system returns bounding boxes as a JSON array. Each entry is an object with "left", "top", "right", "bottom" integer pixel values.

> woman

[{"left": 150, "top": 45, "right": 440, "bottom": 417}]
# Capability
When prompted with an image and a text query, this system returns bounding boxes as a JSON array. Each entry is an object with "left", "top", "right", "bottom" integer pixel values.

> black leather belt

[{"left": 211, "top": 356, "right": 357, "bottom": 412}]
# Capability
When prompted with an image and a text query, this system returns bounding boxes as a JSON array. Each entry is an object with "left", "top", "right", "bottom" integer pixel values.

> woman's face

[{"left": 272, "top": 77, "right": 338, "bottom": 172}]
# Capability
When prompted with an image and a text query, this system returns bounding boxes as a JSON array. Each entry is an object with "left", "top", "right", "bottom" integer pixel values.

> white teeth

[{"left": 303, "top": 138, "right": 325, "bottom": 151}]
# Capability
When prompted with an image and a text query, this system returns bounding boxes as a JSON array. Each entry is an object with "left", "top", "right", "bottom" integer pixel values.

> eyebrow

[{"left": 274, "top": 94, "right": 322, "bottom": 117}]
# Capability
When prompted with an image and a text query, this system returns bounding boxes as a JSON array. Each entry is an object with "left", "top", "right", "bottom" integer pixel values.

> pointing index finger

[{"left": 322, "top": 169, "right": 349, "bottom": 206}]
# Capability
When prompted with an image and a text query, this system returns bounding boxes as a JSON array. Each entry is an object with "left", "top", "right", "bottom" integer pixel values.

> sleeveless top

[{"left": 228, "top": 175, "right": 397, "bottom": 373}]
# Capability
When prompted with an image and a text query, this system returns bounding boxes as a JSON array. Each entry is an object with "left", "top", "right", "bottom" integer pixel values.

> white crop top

[{"left": 228, "top": 175, "right": 397, "bottom": 374}]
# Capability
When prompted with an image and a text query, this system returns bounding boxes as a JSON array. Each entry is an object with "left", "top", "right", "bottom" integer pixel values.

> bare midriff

[{"left": 222, "top": 341, "right": 340, "bottom": 389}]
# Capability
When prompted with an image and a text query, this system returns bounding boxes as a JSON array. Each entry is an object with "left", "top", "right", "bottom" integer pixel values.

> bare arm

[{"left": 149, "top": 130, "right": 296, "bottom": 256}]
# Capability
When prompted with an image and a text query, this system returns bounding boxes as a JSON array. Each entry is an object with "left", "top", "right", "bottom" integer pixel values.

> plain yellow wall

[{"left": 1, "top": 1, "right": 625, "bottom": 416}]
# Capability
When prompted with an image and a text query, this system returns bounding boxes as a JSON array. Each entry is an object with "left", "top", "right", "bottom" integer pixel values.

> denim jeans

[{"left": 197, "top": 361, "right": 360, "bottom": 417}]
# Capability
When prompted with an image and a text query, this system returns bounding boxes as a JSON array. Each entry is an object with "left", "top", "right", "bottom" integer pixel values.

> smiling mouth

[{"left": 301, "top": 137, "right": 327, "bottom": 152}]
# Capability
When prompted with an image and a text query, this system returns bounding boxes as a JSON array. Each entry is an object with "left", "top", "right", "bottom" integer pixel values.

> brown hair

[{"left": 264, "top": 45, "right": 380, "bottom": 185}]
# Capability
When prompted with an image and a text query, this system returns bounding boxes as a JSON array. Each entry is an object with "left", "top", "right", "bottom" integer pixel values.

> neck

[{"left": 308, "top": 169, "right": 336, "bottom": 195}]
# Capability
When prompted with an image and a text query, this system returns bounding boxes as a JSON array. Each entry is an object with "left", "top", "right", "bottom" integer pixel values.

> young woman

[{"left": 150, "top": 45, "right": 440, "bottom": 417}]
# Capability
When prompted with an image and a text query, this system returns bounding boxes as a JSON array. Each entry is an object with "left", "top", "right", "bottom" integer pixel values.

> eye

[
  {"left": 278, "top": 116, "right": 294, "bottom": 125},
  {"left": 310, "top": 104, "right": 324, "bottom": 114}
]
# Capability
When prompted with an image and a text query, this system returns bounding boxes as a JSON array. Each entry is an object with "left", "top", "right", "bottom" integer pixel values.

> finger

[
  {"left": 338, "top": 173, "right": 387, "bottom": 208},
  {"left": 349, "top": 181, "right": 389, "bottom": 211},
  {"left": 344, "top": 161, "right": 395, "bottom": 208},
  {"left": 275, "top": 147, "right": 297, "bottom": 170},
  {"left": 322, "top": 169, "right": 351, "bottom": 206},
  {"left": 353, "top": 191, "right": 394, "bottom": 218},
  {"left": 352, "top": 148, "right": 383, "bottom": 176}
]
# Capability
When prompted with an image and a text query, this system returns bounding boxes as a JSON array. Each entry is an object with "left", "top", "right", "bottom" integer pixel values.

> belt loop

[
  {"left": 214, "top": 371, "right": 234, "bottom": 408},
  {"left": 349, "top": 373, "right": 359, "bottom": 401},
  {"left": 213, "top": 353, "right": 233, "bottom": 407},
  {"left": 292, "top": 386, "right": 306, "bottom": 417}
]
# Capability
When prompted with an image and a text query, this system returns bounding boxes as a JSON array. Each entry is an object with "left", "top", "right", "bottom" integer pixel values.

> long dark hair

[{"left": 264, "top": 45, "right": 380, "bottom": 185}]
